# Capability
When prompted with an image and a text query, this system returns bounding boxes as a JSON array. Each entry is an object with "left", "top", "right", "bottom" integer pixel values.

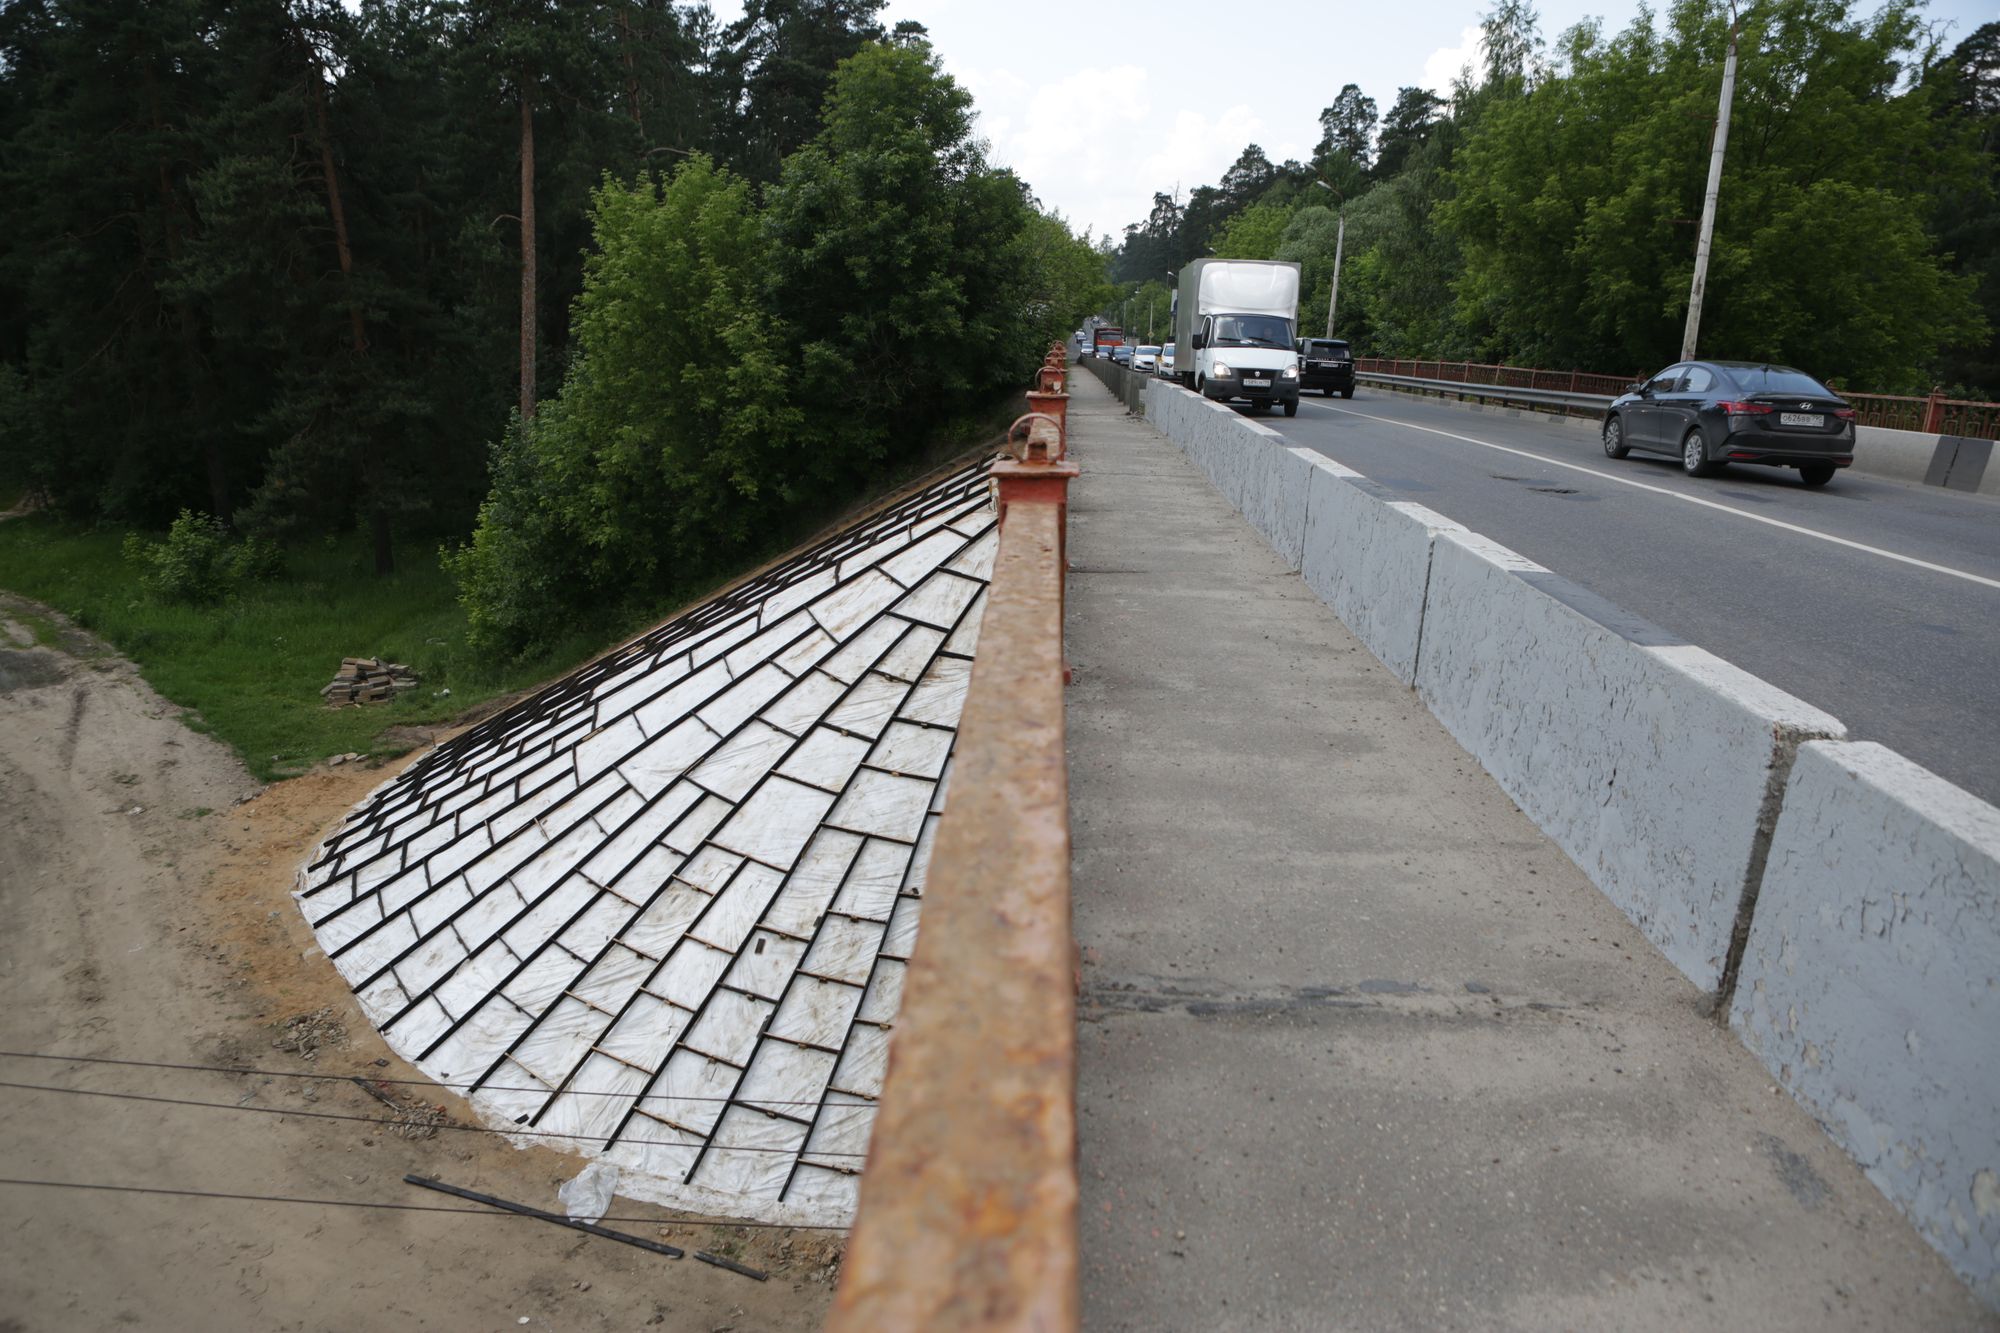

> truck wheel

[{"left": 1282, "top": 399, "right": 1299, "bottom": 417}]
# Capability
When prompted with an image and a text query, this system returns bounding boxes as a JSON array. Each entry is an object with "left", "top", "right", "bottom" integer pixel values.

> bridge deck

[{"left": 1060, "top": 373, "right": 1987, "bottom": 1331}]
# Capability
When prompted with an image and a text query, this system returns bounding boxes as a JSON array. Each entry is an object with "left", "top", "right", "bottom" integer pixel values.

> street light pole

[
  {"left": 1313, "top": 177, "right": 1345, "bottom": 339},
  {"left": 1682, "top": 4, "right": 1741, "bottom": 361}
]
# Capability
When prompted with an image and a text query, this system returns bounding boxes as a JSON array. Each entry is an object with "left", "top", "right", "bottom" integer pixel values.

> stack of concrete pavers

[{"left": 321, "top": 657, "right": 418, "bottom": 706}]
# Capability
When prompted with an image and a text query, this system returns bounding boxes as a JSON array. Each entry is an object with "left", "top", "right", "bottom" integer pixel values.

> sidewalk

[{"left": 1061, "top": 372, "right": 1991, "bottom": 1331}]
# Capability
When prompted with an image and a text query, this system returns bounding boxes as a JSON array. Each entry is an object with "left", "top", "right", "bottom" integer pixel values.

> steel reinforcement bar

[{"left": 826, "top": 349, "right": 1080, "bottom": 1332}]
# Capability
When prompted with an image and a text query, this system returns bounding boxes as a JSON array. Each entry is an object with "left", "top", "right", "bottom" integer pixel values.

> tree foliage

[
  {"left": 447, "top": 42, "right": 1108, "bottom": 653},
  {"left": 1107, "top": 0, "right": 1992, "bottom": 392}
]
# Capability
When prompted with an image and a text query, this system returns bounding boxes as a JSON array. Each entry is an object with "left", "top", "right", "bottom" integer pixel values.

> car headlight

[
  {"left": 1212, "top": 362, "right": 1235, "bottom": 378},
  {"left": 1281, "top": 364, "right": 1298, "bottom": 379}
]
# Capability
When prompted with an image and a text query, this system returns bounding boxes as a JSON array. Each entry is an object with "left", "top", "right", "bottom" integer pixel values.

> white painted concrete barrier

[
  {"left": 1852, "top": 425, "right": 1950, "bottom": 486},
  {"left": 1137, "top": 369, "right": 1997, "bottom": 1309},
  {"left": 1298, "top": 462, "right": 1464, "bottom": 686},
  {"left": 1413, "top": 530, "right": 1847, "bottom": 991},
  {"left": 1729, "top": 741, "right": 2000, "bottom": 1310},
  {"left": 1261, "top": 447, "right": 1317, "bottom": 572}
]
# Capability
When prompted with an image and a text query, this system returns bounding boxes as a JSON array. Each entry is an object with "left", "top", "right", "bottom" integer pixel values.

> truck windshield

[{"left": 1212, "top": 315, "right": 1294, "bottom": 348}]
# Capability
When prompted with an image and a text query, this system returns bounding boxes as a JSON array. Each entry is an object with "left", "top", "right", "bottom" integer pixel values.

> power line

[
  {"left": 0, "top": 1177, "right": 847, "bottom": 1231},
  {"left": 0, "top": 1078, "right": 868, "bottom": 1160},
  {"left": 0, "top": 1048, "right": 868, "bottom": 1111}
]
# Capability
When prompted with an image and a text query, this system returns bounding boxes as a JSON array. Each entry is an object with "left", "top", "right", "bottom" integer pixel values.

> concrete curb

[
  {"left": 1140, "top": 373, "right": 2000, "bottom": 1310},
  {"left": 1729, "top": 740, "right": 2000, "bottom": 1309}
]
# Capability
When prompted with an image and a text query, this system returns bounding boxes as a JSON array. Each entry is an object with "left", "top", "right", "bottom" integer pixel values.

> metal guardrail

[
  {"left": 1357, "top": 356, "right": 2000, "bottom": 441},
  {"left": 1357, "top": 357, "right": 1637, "bottom": 398},
  {"left": 1358, "top": 370, "right": 1614, "bottom": 418},
  {"left": 827, "top": 347, "right": 1079, "bottom": 1333}
]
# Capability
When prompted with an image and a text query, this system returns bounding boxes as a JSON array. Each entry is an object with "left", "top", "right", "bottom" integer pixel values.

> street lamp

[
  {"left": 1682, "top": 0, "right": 1743, "bottom": 360},
  {"left": 1313, "top": 178, "right": 1345, "bottom": 340}
]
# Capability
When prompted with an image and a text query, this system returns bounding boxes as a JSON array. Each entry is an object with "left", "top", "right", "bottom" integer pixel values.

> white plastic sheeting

[{"left": 296, "top": 460, "right": 997, "bottom": 1227}]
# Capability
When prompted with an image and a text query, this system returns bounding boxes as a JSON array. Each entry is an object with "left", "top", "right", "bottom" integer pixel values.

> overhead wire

[
  {"left": 0, "top": 1048, "right": 866, "bottom": 1109},
  {"left": 0, "top": 1077, "right": 869, "bottom": 1160},
  {"left": 0, "top": 1177, "right": 847, "bottom": 1230}
]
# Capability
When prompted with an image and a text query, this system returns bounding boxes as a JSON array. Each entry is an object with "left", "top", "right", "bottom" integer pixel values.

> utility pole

[
  {"left": 1327, "top": 210, "right": 1345, "bottom": 339},
  {"left": 1683, "top": 4, "right": 1740, "bottom": 361},
  {"left": 1314, "top": 177, "right": 1345, "bottom": 339}
]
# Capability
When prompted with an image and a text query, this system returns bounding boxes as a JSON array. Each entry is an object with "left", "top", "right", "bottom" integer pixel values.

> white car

[
  {"left": 1160, "top": 342, "right": 1177, "bottom": 378},
  {"left": 1131, "top": 344, "right": 1162, "bottom": 373}
]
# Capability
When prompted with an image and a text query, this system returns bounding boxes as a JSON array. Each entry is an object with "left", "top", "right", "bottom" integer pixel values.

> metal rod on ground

[
  {"left": 402, "top": 1174, "right": 686, "bottom": 1259},
  {"left": 695, "top": 1250, "right": 770, "bottom": 1281}
]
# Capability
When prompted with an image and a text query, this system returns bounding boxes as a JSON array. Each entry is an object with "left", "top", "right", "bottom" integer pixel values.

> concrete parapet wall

[
  {"left": 1413, "top": 529, "right": 1846, "bottom": 990},
  {"left": 1298, "top": 462, "right": 1462, "bottom": 686},
  {"left": 1729, "top": 740, "right": 2000, "bottom": 1309},
  {"left": 1134, "top": 366, "right": 1999, "bottom": 1307}
]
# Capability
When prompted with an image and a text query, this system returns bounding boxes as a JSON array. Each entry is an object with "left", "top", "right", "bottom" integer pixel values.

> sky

[{"left": 742, "top": 0, "right": 1999, "bottom": 242}]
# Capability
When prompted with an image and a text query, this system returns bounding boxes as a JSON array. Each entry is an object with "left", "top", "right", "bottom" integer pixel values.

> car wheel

[
  {"left": 1340, "top": 386, "right": 1355, "bottom": 399},
  {"left": 1603, "top": 415, "right": 1630, "bottom": 459},
  {"left": 1283, "top": 399, "right": 1299, "bottom": 417},
  {"left": 1681, "top": 428, "right": 1720, "bottom": 477},
  {"left": 1798, "top": 463, "right": 1836, "bottom": 488}
]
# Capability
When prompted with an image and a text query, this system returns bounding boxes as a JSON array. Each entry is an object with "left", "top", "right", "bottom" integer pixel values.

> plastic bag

[{"left": 557, "top": 1160, "right": 621, "bottom": 1225}]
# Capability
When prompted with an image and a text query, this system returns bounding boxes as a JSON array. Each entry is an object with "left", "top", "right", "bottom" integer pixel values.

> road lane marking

[{"left": 1317, "top": 404, "right": 2000, "bottom": 593}]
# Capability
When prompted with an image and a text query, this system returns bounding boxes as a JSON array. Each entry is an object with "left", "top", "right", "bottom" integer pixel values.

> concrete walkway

[{"left": 1062, "top": 372, "right": 1992, "bottom": 1332}]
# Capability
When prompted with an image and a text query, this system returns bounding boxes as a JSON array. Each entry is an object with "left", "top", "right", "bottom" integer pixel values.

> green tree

[
  {"left": 1443, "top": 0, "right": 1984, "bottom": 383},
  {"left": 1930, "top": 21, "right": 2000, "bottom": 394},
  {"left": 1372, "top": 86, "right": 1445, "bottom": 180},
  {"left": 762, "top": 40, "right": 1037, "bottom": 470},
  {"left": 1315, "top": 84, "right": 1378, "bottom": 171},
  {"left": 1212, "top": 202, "right": 1291, "bottom": 259},
  {"left": 447, "top": 156, "right": 796, "bottom": 653}
]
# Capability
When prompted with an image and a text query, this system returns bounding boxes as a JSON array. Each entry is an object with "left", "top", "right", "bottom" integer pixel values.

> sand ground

[{"left": 0, "top": 592, "right": 839, "bottom": 1332}]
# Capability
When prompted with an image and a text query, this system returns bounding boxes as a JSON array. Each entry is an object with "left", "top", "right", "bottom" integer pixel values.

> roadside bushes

[
  {"left": 123, "top": 510, "right": 283, "bottom": 605},
  {"left": 448, "top": 42, "right": 1107, "bottom": 656}
]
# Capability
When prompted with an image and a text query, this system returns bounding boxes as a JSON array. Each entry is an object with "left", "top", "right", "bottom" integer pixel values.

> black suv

[{"left": 1297, "top": 339, "right": 1355, "bottom": 398}]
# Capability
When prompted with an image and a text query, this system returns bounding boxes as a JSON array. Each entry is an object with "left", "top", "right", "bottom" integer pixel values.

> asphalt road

[{"left": 1262, "top": 387, "right": 2000, "bottom": 806}]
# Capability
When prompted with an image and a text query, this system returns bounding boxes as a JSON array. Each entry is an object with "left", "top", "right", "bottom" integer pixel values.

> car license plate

[
  {"left": 1780, "top": 412, "right": 1823, "bottom": 427},
  {"left": 1246, "top": 377, "right": 1270, "bottom": 388}
]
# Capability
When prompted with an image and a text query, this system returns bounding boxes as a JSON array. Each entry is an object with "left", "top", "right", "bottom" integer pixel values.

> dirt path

[{"left": 0, "top": 595, "right": 838, "bottom": 1332}]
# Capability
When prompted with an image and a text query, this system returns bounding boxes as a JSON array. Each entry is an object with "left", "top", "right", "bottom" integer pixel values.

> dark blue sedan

[{"left": 1602, "top": 361, "right": 1855, "bottom": 487}]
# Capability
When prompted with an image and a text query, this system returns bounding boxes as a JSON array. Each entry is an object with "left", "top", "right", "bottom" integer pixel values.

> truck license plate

[
  {"left": 1246, "top": 377, "right": 1270, "bottom": 388},
  {"left": 1780, "top": 412, "right": 1823, "bottom": 427}
]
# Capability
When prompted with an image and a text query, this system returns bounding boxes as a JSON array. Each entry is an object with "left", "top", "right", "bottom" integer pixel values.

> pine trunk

[
  {"left": 519, "top": 92, "right": 537, "bottom": 423},
  {"left": 306, "top": 49, "right": 393, "bottom": 575},
  {"left": 146, "top": 66, "right": 229, "bottom": 525}
]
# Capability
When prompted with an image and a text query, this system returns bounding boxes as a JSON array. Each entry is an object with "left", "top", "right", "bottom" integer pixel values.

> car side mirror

[
  {"left": 1628, "top": 382, "right": 1648, "bottom": 397},
  {"left": 1192, "top": 333, "right": 1206, "bottom": 350}
]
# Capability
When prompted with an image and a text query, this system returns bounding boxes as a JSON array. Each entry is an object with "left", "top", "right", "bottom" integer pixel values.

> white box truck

[{"left": 1171, "top": 259, "right": 1302, "bottom": 416}]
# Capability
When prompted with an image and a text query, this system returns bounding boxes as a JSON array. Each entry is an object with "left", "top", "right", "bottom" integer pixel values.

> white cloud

[{"left": 1422, "top": 25, "right": 1485, "bottom": 95}]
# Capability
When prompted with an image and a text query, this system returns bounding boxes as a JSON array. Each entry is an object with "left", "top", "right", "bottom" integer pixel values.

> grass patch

[
  {"left": 0, "top": 517, "right": 618, "bottom": 782},
  {"left": 0, "top": 396, "right": 1021, "bottom": 785}
]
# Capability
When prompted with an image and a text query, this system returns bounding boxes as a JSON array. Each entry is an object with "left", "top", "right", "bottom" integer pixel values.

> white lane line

[{"left": 1320, "top": 404, "right": 2000, "bottom": 593}]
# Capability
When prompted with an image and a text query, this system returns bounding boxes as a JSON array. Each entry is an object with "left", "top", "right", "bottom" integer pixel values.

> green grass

[
  {"left": 0, "top": 517, "right": 618, "bottom": 782},
  {"left": 0, "top": 398, "right": 1019, "bottom": 786}
]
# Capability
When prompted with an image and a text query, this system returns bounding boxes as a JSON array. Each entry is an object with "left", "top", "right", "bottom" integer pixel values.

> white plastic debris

[{"left": 558, "top": 1160, "right": 621, "bottom": 1225}]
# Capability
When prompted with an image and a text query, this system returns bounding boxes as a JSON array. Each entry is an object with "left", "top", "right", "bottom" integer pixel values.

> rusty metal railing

[{"left": 826, "top": 345, "right": 1079, "bottom": 1333}]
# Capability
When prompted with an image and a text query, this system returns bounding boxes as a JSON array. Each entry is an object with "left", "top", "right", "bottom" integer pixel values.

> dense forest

[
  {"left": 0, "top": 1, "right": 1111, "bottom": 653},
  {"left": 1107, "top": 0, "right": 1998, "bottom": 398}
]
